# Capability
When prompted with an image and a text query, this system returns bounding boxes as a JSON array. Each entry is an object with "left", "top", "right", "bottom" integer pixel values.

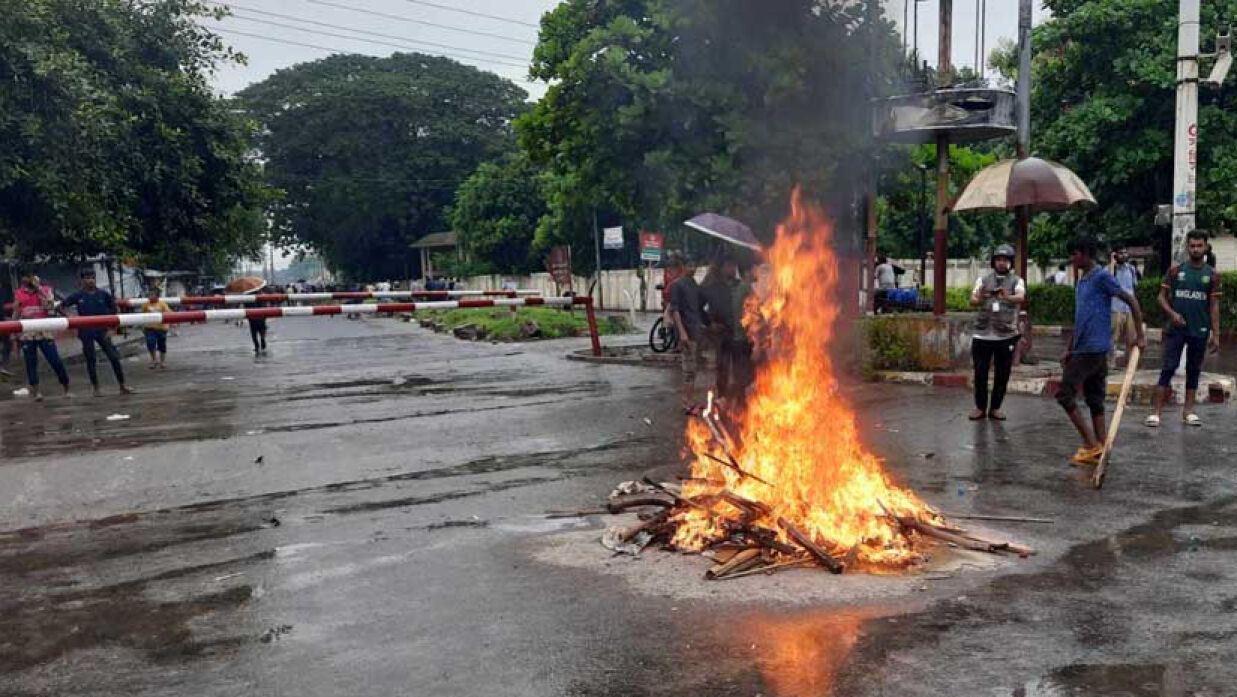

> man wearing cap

[
  {"left": 61, "top": 270, "right": 133, "bottom": 396},
  {"left": 968, "top": 245, "right": 1026, "bottom": 420}
]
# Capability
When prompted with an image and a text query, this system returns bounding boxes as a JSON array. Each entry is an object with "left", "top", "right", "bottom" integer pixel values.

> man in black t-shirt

[
  {"left": 667, "top": 256, "right": 705, "bottom": 407},
  {"left": 62, "top": 270, "right": 132, "bottom": 396}
]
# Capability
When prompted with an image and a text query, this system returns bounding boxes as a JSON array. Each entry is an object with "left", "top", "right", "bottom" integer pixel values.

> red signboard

[{"left": 639, "top": 231, "right": 663, "bottom": 262}]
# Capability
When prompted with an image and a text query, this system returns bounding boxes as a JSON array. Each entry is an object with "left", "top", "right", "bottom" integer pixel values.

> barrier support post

[{"left": 584, "top": 297, "right": 602, "bottom": 356}]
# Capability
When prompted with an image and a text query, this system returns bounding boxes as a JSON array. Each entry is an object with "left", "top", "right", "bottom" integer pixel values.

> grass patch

[{"left": 420, "top": 307, "right": 633, "bottom": 341}]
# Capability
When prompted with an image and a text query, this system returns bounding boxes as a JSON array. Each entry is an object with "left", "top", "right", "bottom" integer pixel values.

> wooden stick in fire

[
  {"left": 777, "top": 517, "right": 845, "bottom": 574},
  {"left": 1093, "top": 345, "right": 1140, "bottom": 489},
  {"left": 693, "top": 416, "right": 771, "bottom": 486}
]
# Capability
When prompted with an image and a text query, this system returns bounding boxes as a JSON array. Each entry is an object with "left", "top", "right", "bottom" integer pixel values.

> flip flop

[
  {"left": 987, "top": 410, "right": 1007, "bottom": 421},
  {"left": 1185, "top": 413, "right": 1202, "bottom": 427},
  {"left": 968, "top": 409, "right": 986, "bottom": 421},
  {"left": 1070, "top": 446, "right": 1103, "bottom": 467},
  {"left": 1144, "top": 414, "right": 1161, "bottom": 428}
]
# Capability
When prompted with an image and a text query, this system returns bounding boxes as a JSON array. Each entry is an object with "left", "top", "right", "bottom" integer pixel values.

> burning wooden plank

[{"left": 778, "top": 517, "right": 845, "bottom": 574}]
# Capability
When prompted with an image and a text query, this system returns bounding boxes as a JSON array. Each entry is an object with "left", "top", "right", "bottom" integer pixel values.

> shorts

[
  {"left": 1159, "top": 332, "right": 1207, "bottom": 390},
  {"left": 1110, "top": 312, "right": 1136, "bottom": 350},
  {"left": 1057, "top": 352, "right": 1108, "bottom": 416},
  {"left": 680, "top": 335, "right": 708, "bottom": 386},
  {"left": 144, "top": 328, "right": 168, "bottom": 354}
]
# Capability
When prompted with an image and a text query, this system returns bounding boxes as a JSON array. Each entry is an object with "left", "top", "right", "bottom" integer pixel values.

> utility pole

[
  {"left": 1172, "top": 0, "right": 1200, "bottom": 263},
  {"left": 903, "top": 0, "right": 909, "bottom": 55},
  {"left": 980, "top": 0, "right": 987, "bottom": 79},
  {"left": 1014, "top": 0, "right": 1032, "bottom": 281},
  {"left": 932, "top": 0, "right": 952, "bottom": 315}
]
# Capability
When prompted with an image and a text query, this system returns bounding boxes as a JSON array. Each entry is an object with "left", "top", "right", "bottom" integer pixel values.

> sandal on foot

[
  {"left": 1070, "top": 446, "right": 1103, "bottom": 467},
  {"left": 1144, "top": 414, "right": 1161, "bottom": 428},
  {"left": 968, "top": 409, "right": 986, "bottom": 421},
  {"left": 988, "top": 409, "right": 1007, "bottom": 421},
  {"left": 1185, "top": 413, "right": 1202, "bottom": 427}
]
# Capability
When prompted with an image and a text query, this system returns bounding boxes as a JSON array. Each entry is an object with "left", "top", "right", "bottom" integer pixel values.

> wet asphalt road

[{"left": 1, "top": 317, "right": 1236, "bottom": 696}]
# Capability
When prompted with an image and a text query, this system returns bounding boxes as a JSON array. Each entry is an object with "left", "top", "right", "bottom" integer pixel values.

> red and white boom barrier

[
  {"left": 0, "top": 296, "right": 603, "bottom": 356},
  {"left": 113, "top": 289, "right": 540, "bottom": 308}
]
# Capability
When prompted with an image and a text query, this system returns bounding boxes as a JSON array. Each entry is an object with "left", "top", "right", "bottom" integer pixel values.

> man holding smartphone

[{"left": 968, "top": 245, "right": 1026, "bottom": 421}]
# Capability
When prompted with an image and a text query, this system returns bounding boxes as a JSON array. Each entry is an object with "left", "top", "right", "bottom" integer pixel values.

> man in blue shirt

[
  {"left": 1057, "top": 238, "right": 1144, "bottom": 466},
  {"left": 62, "top": 270, "right": 133, "bottom": 396}
]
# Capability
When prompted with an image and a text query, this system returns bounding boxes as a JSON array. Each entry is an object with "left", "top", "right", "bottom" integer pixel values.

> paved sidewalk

[{"left": 875, "top": 363, "right": 1234, "bottom": 405}]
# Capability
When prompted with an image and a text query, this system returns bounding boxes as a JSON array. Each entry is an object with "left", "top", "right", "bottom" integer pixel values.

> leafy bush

[
  {"left": 861, "top": 316, "right": 918, "bottom": 373},
  {"left": 919, "top": 287, "right": 975, "bottom": 312},
  {"left": 1026, "top": 284, "right": 1076, "bottom": 325},
  {"left": 421, "top": 307, "right": 632, "bottom": 341}
]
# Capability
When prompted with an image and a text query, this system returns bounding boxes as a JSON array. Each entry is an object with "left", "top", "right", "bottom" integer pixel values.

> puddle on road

[{"left": 1012, "top": 663, "right": 1175, "bottom": 697}]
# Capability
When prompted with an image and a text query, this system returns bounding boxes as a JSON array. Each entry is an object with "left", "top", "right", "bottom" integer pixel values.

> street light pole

[{"left": 1171, "top": 0, "right": 1200, "bottom": 263}]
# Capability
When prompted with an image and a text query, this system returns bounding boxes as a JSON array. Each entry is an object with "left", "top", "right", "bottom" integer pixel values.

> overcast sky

[{"left": 205, "top": 0, "right": 1048, "bottom": 100}]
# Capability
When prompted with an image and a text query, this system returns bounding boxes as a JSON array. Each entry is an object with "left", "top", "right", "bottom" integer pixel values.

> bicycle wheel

[{"left": 649, "top": 316, "right": 677, "bottom": 353}]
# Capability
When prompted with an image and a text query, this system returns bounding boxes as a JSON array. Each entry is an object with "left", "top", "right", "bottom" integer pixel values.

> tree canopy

[
  {"left": 449, "top": 153, "right": 546, "bottom": 275},
  {"left": 996, "top": 0, "right": 1237, "bottom": 260},
  {"left": 0, "top": 0, "right": 270, "bottom": 271},
  {"left": 516, "top": 0, "right": 902, "bottom": 257},
  {"left": 237, "top": 53, "right": 528, "bottom": 280}
]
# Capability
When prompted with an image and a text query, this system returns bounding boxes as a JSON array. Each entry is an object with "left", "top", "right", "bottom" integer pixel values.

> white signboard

[{"left": 603, "top": 226, "right": 624, "bottom": 250}]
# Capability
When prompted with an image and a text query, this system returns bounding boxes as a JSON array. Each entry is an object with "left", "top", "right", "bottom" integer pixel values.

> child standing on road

[{"left": 140, "top": 287, "right": 171, "bottom": 369}]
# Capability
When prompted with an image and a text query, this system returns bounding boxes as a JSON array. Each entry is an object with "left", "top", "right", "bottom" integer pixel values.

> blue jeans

[
  {"left": 22, "top": 339, "right": 70, "bottom": 387},
  {"left": 1159, "top": 332, "right": 1207, "bottom": 390},
  {"left": 144, "top": 329, "right": 168, "bottom": 354},
  {"left": 78, "top": 329, "right": 125, "bottom": 387}
]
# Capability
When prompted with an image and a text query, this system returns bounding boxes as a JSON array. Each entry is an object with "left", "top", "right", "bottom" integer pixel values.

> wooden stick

[
  {"left": 705, "top": 547, "right": 763, "bottom": 579},
  {"left": 714, "top": 557, "right": 814, "bottom": 581},
  {"left": 777, "top": 517, "right": 845, "bottom": 574},
  {"left": 606, "top": 495, "right": 675, "bottom": 513},
  {"left": 694, "top": 415, "right": 771, "bottom": 486},
  {"left": 1094, "top": 344, "right": 1140, "bottom": 489},
  {"left": 939, "top": 512, "right": 1054, "bottom": 525}
]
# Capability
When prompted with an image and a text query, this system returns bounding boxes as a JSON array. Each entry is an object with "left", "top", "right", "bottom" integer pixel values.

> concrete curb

[
  {"left": 875, "top": 368, "right": 1234, "bottom": 405},
  {"left": 565, "top": 345, "right": 679, "bottom": 368},
  {"left": 1031, "top": 325, "right": 1165, "bottom": 342}
]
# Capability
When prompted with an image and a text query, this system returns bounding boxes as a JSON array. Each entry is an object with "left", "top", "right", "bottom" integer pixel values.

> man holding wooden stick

[
  {"left": 1057, "top": 238, "right": 1145, "bottom": 467},
  {"left": 1146, "top": 230, "right": 1221, "bottom": 428}
]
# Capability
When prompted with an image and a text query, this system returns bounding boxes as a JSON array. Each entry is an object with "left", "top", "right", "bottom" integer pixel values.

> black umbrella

[{"left": 684, "top": 213, "right": 762, "bottom": 252}]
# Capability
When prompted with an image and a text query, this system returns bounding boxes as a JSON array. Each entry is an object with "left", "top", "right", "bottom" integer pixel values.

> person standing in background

[
  {"left": 968, "top": 245, "right": 1025, "bottom": 421},
  {"left": 140, "top": 287, "right": 171, "bottom": 369},
  {"left": 1110, "top": 245, "right": 1140, "bottom": 368},
  {"left": 1146, "top": 230, "right": 1221, "bottom": 428},
  {"left": 61, "top": 270, "right": 132, "bottom": 397},
  {"left": 11, "top": 275, "right": 71, "bottom": 400},
  {"left": 667, "top": 256, "right": 705, "bottom": 408}
]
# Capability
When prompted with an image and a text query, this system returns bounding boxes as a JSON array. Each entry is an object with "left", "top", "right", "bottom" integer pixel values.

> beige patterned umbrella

[
  {"left": 225, "top": 276, "right": 267, "bottom": 294},
  {"left": 951, "top": 157, "right": 1096, "bottom": 212}
]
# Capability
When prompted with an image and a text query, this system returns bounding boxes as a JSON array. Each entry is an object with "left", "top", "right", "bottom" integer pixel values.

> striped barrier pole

[
  {"left": 0, "top": 296, "right": 605, "bottom": 356},
  {"left": 111, "top": 289, "right": 541, "bottom": 309}
]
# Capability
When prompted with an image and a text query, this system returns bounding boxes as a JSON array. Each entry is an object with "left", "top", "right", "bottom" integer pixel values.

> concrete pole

[
  {"left": 1014, "top": 0, "right": 1032, "bottom": 280},
  {"left": 1172, "top": 0, "right": 1200, "bottom": 262},
  {"left": 932, "top": 0, "right": 952, "bottom": 315}
]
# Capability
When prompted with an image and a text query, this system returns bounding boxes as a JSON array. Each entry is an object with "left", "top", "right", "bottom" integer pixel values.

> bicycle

[{"left": 649, "top": 314, "right": 678, "bottom": 353}]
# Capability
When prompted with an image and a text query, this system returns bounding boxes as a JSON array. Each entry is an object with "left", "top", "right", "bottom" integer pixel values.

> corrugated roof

[{"left": 410, "top": 231, "right": 458, "bottom": 248}]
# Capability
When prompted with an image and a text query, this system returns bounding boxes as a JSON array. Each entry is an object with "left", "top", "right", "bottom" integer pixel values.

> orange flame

[{"left": 673, "top": 188, "right": 933, "bottom": 568}]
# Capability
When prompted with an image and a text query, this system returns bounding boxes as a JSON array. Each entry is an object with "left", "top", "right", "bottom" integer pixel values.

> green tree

[
  {"left": 993, "top": 0, "right": 1237, "bottom": 260},
  {"left": 518, "top": 0, "right": 902, "bottom": 255},
  {"left": 449, "top": 153, "right": 546, "bottom": 274},
  {"left": 238, "top": 54, "right": 528, "bottom": 280},
  {"left": 877, "top": 144, "right": 1011, "bottom": 259},
  {"left": 0, "top": 0, "right": 270, "bottom": 269}
]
